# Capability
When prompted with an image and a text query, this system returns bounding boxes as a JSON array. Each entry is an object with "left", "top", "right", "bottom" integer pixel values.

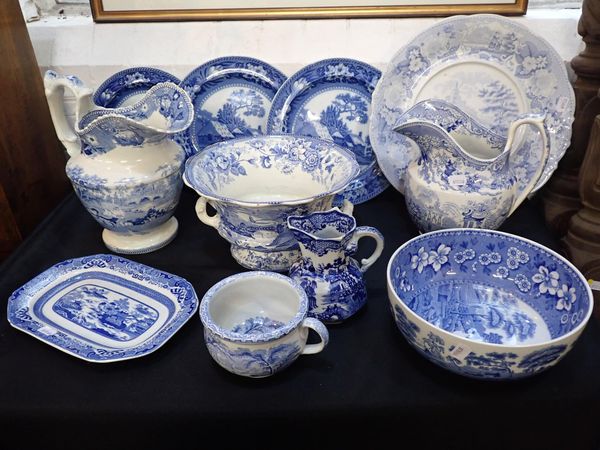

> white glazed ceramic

[
  {"left": 44, "top": 71, "right": 193, "bottom": 254},
  {"left": 7, "top": 254, "right": 198, "bottom": 363},
  {"left": 394, "top": 99, "right": 550, "bottom": 232},
  {"left": 387, "top": 229, "right": 593, "bottom": 380},
  {"left": 200, "top": 271, "right": 329, "bottom": 378},
  {"left": 183, "top": 134, "right": 360, "bottom": 271},
  {"left": 370, "top": 14, "right": 575, "bottom": 194},
  {"left": 287, "top": 208, "right": 384, "bottom": 323}
]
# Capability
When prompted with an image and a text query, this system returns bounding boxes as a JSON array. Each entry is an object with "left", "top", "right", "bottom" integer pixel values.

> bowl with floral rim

[
  {"left": 387, "top": 228, "right": 593, "bottom": 380},
  {"left": 183, "top": 134, "right": 359, "bottom": 271}
]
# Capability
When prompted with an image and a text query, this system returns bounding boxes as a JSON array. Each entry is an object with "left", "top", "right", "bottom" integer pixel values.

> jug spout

[
  {"left": 393, "top": 99, "right": 508, "bottom": 163},
  {"left": 44, "top": 70, "right": 194, "bottom": 157}
]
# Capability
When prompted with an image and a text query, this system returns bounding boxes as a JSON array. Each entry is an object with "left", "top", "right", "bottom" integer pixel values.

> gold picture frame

[{"left": 90, "top": 0, "right": 529, "bottom": 22}]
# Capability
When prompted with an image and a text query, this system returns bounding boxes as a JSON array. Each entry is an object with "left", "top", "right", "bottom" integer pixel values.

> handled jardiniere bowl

[{"left": 183, "top": 135, "right": 360, "bottom": 271}]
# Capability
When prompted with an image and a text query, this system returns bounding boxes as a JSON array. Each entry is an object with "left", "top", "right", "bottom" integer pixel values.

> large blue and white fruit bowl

[{"left": 387, "top": 229, "right": 593, "bottom": 380}]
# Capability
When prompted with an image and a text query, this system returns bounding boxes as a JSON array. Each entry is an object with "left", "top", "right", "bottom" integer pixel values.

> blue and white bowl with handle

[
  {"left": 183, "top": 134, "right": 360, "bottom": 271},
  {"left": 387, "top": 229, "right": 593, "bottom": 380},
  {"left": 200, "top": 271, "right": 329, "bottom": 378}
]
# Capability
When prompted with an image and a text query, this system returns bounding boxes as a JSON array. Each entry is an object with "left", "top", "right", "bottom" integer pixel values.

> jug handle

[
  {"left": 43, "top": 71, "right": 94, "bottom": 158},
  {"left": 347, "top": 226, "right": 385, "bottom": 273},
  {"left": 195, "top": 196, "right": 221, "bottom": 229},
  {"left": 506, "top": 115, "right": 550, "bottom": 216}
]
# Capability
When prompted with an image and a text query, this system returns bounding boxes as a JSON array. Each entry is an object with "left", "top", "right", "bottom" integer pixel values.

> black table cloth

[{"left": 1, "top": 187, "right": 599, "bottom": 450}]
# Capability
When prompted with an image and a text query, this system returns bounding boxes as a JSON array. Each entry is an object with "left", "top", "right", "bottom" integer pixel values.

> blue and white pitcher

[
  {"left": 393, "top": 99, "right": 550, "bottom": 232},
  {"left": 287, "top": 208, "right": 384, "bottom": 324},
  {"left": 44, "top": 71, "right": 193, "bottom": 254}
]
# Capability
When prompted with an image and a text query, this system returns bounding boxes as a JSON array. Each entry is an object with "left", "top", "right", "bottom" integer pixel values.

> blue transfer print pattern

[
  {"left": 7, "top": 254, "right": 199, "bottom": 362},
  {"left": 77, "top": 82, "right": 194, "bottom": 156},
  {"left": 393, "top": 305, "right": 420, "bottom": 344},
  {"left": 184, "top": 135, "right": 360, "bottom": 270},
  {"left": 204, "top": 331, "right": 302, "bottom": 378},
  {"left": 93, "top": 67, "right": 181, "bottom": 108},
  {"left": 387, "top": 229, "right": 591, "bottom": 379},
  {"left": 407, "top": 281, "right": 537, "bottom": 345},
  {"left": 395, "top": 99, "right": 543, "bottom": 232},
  {"left": 53, "top": 284, "right": 159, "bottom": 341},
  {"left": 267, "top": 58, "right": 388, "bottom": 205},
  {"left": 290, "top": 257, "right": 367, "bottom": 323},
  {"left": 288, "top": 209, "right": 379, "bottom": 323},
  {"left": 180, "top": 57, "right": 286, "bottom": 155},
  {"left": 67, "top": 160, "right": 184, "bottom": 233},
  {"left": 370, "top": 15, "right": 575, "bottom": 196},
  {"left": 231, "top": 316, "right": 285, "bottom": 335}
]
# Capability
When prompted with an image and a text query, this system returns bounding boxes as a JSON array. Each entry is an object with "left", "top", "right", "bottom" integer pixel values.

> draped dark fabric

[{"left": 0, "top": 188, "right": 598, "bottom": 450}]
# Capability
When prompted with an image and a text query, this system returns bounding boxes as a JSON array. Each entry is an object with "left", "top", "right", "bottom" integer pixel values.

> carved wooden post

[
  {"left": 563, "top": 113, "right": 600, "bottom": 319},
  {"left": 541, "top": 0, "right": 600, "bottom": 237}
]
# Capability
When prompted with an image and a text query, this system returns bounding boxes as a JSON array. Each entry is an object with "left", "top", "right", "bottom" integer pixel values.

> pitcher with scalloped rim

[{"left": 44, "top": 71, "right": 194, "bottom": 254}]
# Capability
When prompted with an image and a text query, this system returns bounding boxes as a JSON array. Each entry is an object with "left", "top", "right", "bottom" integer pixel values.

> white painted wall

[{"left": 26, "top": 8, "right": 583, "bottom": 116}]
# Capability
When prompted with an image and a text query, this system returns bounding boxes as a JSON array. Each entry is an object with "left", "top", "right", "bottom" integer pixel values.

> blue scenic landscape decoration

[
  {"left": 193, "top": 88, "right": 267, "bottom": 148},
  {"left": 67, "top": 163, "right": 184, "bottom": 234},
  {"left": 53, "top": 285, "right": 159, "bottom": 341},
  {"left": 288, "top": 208, "right": 383, "bottom": 323},
  {"left": 204, "top": 332, "right": 302, "bottom": 378},
  {"left": 387, "top": 229, "right": 591, "bottom": 379},
  {"left": 180, "top": 56, "right": 287, "bottom": 154},
  {"left": 231, "top": 316, "right": 285, "bottom": 335},
  {"left": 267, "top": 58, "right": 389, "bottom": 204},
  {"left": 7, "top": 254, "right": 199, "bottom": 362},
  {"left": 370, "top": 14, "right": 575, "bottom": 196}
]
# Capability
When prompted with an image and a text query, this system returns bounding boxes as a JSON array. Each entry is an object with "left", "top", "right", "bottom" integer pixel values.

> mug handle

[
  {"left": 300, "top": 318, "right": 329, "bottom": 355},
  {"left": 195, "top": 196, "right": 220, "bottom": 229},
  {"left": 348, "top": 226, "right": 385, "bottom": 273}
]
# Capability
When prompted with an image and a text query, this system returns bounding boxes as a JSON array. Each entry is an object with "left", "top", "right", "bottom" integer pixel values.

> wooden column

[
  {"left": 563, "top": 113, "right": 600, "bottom": 319},
  {"left": 0, "top": 0, "right": 70, "bottom": 262},
  {"left": 541, "top": 0, "right": 600, "bottom": 238}
]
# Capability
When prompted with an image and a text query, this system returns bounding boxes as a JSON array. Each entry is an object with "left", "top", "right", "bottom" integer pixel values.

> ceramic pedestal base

[
  {"left": 102, "top": 217, "right": 179, "bottom": 254},
  {"left": 230, "top": 245, "right": 300, "bottom": 272}
]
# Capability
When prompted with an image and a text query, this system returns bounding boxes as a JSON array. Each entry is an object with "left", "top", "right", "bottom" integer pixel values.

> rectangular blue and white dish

[{"left": 7, "top": 254, "right": 198, "bottom": 363}]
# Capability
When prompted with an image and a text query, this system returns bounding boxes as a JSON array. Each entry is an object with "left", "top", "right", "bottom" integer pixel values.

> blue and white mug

[{"left": 200, "top": 271, "right": 329, "bottom": 378}]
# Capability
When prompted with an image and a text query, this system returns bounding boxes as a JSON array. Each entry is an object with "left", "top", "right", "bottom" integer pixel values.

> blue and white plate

[
  {"left": 93, "top": 67, "right": 181, "bottom": 108},
  {"left": 267, "top": 58, "right": 388, "bottom": 205},
  {"left": 7, "top": 254, "right": 198, "bottom": 363},
  {"left": 180, "top": 56, "right": 287, "bottom": 156},
  {"left": 370, "top": 14, "right": 575, "bottom": 194}
]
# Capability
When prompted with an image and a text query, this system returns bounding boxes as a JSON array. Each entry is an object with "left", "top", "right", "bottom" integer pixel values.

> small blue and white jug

[{"left": 287, "top": 208, "right": 384, "bottom": 324}]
